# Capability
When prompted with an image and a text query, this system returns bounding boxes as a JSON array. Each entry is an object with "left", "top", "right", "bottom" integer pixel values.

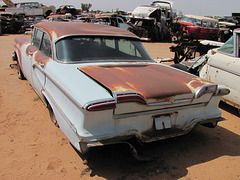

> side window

[
  {"left": 195, "top": 19, "right": 202, "bottom": 26},
  {"left": 39, "top": 33, "right": 52, "bottom": 57},
  {"left": 118, "top": 18, "right": 124, "bottom": 24},
  {"left": 118, "top": 39, "right": 141, "bottom": 57},
  {"left": 105, "top": 39, "right": 115, "bottom": 49},
  {"left": 219, "top": 36, "right": 234, "bottom": 55},
  {"left": 202, "top": 21, "right": 207, "bottom": 27},
  {"left": 32, "top": 29, "right": 43, "bottom": 48}
]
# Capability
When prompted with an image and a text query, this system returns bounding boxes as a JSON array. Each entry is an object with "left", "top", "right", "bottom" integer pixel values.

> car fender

[{"left": 42, "top": 88, "right": 82, "bottom": 151}]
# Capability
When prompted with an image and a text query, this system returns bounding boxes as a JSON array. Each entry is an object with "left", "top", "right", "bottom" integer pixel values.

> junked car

[
  {"left": 96, "top": 15, "right": 131, "bottom": 30},
  {"left": 171, "top": 29, "right": 240, "bottom": 109},
  {"left": 13, "top": 21, "right": 229, "bottom": 157},
  {"left": 128, "top": 1, "right": 172, "bottom": 42},
  {"left": 0, "top": 12, "right": 24, "bottom": 34},
  {"left": 172, "top": 15, "right": 219, "bottom": 41}
]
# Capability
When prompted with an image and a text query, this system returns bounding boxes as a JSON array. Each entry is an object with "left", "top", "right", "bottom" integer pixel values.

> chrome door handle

[
  {"left": 39, "top": 62, "right": 45, "bottom": 68},
  {"left": 33, "top": 63, "right": 44, "bottom": 68}
]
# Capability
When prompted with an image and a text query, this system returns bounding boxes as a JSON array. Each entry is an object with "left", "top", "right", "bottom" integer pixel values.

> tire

[
  {"left": 170, "top": 63, "right": 189, "bottom": 72},
  {"left": 17, "top": 61, "right": 26, "bottom": 80},
  {"left": 47, "top": 104, "right": 59, "bottom": 128}
]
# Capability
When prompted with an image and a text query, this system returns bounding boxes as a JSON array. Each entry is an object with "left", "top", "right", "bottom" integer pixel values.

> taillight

[
  {"left": 86, "top": 100, "right": 116, "bottom": 111},
  {"left": 214, "top": 86, "right": 230, "bottom": 96},
  {"left": 195, "top": 84, "right": 217, "bottom": 98},
  {"left": 85, "top": 93, "right": 146, "bottom": 111},
  {"left": 117, "top": 93, "right": 146, "bottom": 104}
]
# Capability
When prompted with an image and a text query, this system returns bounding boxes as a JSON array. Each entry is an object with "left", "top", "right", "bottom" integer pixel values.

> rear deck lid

[{"left": 78, "top": 63, "right": 210, "bottom": 104}]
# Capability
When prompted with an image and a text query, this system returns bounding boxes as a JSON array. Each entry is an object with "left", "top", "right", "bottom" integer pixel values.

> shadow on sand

[{"left": 73, "top": 104, "right": 240, "bottom": 179}]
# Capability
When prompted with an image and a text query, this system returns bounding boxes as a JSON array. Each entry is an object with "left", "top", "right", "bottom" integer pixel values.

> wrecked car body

[
  {"left": 128, "top": 1, "right": 173, "bottom": 41},
  {"left": 96, "top": 14, "right": 131, "bottom": 30},
  {"left": 13, "top": 21, "right": 229, "bottom": 156},
  {"left": 128, "top": 17, "right": 160, "bottom": 41},
  {"left": 171, "top": 30, "right": 240, "bottom": 109},
  {"left": 56, "top": 5, "right": 79, "bottom": 16},
  {"left": 170, "top": 40, "right": 224, "bottom": 64},
  {"left": 218, "top": 21, "right": 240, "bottom": 42},
  {"left": 0, "top": 12, "right": 24, "bottom": 33}
]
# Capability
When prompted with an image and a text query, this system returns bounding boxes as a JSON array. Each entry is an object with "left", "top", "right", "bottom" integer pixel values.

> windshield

[
  {"left": 218, "top": 36, "right": 234, "bottom": 55},
  {"left": 55, "top": 36, "right": 152, "bottom": 63},
  {"left": 180, "top": 16, "right": 202, "bottom": 26}
]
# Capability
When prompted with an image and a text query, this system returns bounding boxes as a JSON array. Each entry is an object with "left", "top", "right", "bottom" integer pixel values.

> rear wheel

[
  {"left": 17, "top": 61, "right": 26, "bottom": 80},
  {"left": 47, "top": 104, "right": 59, "bottom": 127}
]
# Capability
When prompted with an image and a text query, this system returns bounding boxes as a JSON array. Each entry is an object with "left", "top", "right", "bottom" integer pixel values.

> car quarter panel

[{"left": 201, "top": 52, "right": 240, "bottom": 108}]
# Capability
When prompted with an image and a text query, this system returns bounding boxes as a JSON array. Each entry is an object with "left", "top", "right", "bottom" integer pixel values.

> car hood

[
  {"left": 177, "top": 21, "right": 195, "bottom": 27},
  {"left": 78, "top": 63, "right": 210, "bottom": 104}
]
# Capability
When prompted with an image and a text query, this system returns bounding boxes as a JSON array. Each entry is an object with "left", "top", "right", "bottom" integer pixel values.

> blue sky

[{"left": 1, "top": 0, "right": 240, "bottom": 16}]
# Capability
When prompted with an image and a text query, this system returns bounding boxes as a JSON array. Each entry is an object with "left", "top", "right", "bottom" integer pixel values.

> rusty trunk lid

[{"left": 78, "top": 63, "right": 210, "bottom": 104}]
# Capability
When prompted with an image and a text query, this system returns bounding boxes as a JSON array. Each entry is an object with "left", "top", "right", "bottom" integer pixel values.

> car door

[
  {"left": 31, "top": 32, "right": 51, "bottom": 100},
  {"left": 201, "top": 33, "right": 240, "bottom": 107},
  {"left": 21, "top": 28, "right": 42, "bottom": 81},
  {"left": 117, "top": 17, "right": 130, "bottom": 30}
]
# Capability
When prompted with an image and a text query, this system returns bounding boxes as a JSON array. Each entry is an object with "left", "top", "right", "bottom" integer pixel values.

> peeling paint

[{"left": 78, "top": 63, "right": 210, "bottom": 102}]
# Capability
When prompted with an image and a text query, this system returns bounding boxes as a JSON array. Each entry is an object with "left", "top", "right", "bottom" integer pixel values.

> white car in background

[
  {"left": 172, "top": 29, "right": 240, "bottom": 109},
  {"left": 200, "top": 29, "right": 240, "bottom": 109}
]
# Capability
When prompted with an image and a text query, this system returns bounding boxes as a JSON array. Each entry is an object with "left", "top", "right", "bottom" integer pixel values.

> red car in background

[{"left": 173, "top": 15, "right": 219, "bottom": 41}]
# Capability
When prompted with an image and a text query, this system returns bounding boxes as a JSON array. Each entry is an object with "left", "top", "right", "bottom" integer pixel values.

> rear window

[{"left": 55, "top": 36, "right": 152, "bottom": 63}]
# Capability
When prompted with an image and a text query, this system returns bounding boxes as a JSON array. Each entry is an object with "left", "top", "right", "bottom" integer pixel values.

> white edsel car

[{"left": 13, "top": 21, "right": 229, "bottom": 158}]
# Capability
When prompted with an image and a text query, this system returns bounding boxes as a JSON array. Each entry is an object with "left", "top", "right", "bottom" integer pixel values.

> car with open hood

[{"left": 13, "top": 21, "right": 229, "bottom": 157}]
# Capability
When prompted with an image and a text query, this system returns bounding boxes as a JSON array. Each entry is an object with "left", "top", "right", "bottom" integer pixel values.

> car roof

[
  {"left": 184, "top": 15, "right": 218, "bottom": 22},
  {"left": 34, "top": 21, "right": 138, "bottom": 41},
  {"left": 235, "top": 28, "right": 240, "bottom": 33}
]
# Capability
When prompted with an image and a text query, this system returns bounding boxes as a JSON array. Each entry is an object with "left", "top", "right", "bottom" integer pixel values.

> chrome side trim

[
  {"left": 209, "top": 64, "right": 240, "bottom": 77},
  {"left": 114, "top": 103, "right": 205, "bottom": 119},
  {"left": 147, "top": 99, "right": 192, "bottom": 106},
  {"left": 83, "top": 98, "right": 116, "bottom": 109}
]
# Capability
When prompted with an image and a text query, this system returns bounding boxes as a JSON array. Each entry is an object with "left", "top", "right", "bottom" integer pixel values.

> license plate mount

[{"left": 154, "top": 115, "right": 171, "bottom": 130}]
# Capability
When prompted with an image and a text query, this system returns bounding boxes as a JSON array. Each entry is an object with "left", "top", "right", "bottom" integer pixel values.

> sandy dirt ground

[{"left": 0, "top": 34, "right": 240, "bottom": 180}]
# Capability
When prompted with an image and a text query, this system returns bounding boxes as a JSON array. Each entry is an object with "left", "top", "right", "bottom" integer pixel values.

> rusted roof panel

[
  {"left": 35, "top": 22, "right": 138, "bottom": 41},
  {"left": 78, "top": 63, "right": 210, "bottom": 101}
]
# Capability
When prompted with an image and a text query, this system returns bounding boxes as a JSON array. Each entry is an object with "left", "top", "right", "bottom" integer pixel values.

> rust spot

[
  {"left": 187, "top": 78, "right": 211, "bottom": 89},
  {"left": 14, "top": 36, "right": 31, "bottom": 68},
  {"left": 78, "top": 63, "right": 205, "bottom": 101},
  {"left": 25, "top": 45, "right": 50, "bottom": 66},
  {"left": 34, "top": 51, "right": 50, "bottom": 66},
  {"left": 14, "top": 36, "right": 30, "bottom": 47},
  {"left": 26, "top": 45, "right": 38, "bottom": 56}
]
